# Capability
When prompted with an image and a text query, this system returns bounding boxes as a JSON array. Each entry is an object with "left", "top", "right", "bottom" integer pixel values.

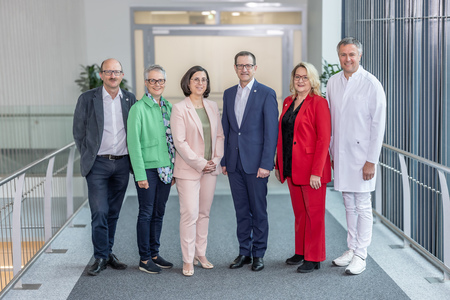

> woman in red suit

[{"left": 275, "top": 62, "right": 331, "bottom": 273}]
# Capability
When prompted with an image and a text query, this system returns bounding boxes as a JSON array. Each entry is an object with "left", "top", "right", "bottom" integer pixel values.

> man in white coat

[{"left": 327, "top": 37, "right": 386, "bottom": 275}]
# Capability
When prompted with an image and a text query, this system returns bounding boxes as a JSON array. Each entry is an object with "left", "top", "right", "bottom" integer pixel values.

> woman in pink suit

[
  {"left": 170, "top": 66, "right": 224, "bottom": 276},
  {"left": 275, "top": 62, "right": 331, "bottom": 273}
]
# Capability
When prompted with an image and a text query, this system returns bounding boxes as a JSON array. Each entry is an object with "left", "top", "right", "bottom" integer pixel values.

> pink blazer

[{"left": 171, "top": 97, "right": 225, "bottom": 180}]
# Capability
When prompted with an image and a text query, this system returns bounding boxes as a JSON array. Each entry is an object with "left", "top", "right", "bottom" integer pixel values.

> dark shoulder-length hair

[{"left": 180, "top": 65, "right": 211, "bottom": 98}]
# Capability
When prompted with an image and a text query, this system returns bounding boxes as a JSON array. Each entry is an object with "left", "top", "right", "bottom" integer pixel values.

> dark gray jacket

[{"left": 73, "top": 86, "right": 137, "bottom": 177}]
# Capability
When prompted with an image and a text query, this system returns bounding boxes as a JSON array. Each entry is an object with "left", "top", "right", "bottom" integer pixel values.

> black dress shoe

[
  {"left": 297, "top": 260, "right": 320, "bottom": 273},
  {"left": 229, "top": 255, "right": 252, "bottom": 269},
  {"left": 107, "top": 253, "right": 127, "bottom": 270},
  {"left": 286, "top": 254, "right": 304, "bottom": 265},
  {"left": 252, "top": 257, "right": 264, "bottom": 271},
  {"left": 88, "top": 258, "right": 107, "bottom": 276}
]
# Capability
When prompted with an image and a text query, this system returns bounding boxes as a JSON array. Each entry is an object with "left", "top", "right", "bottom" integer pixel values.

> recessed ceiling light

[
  {"left": 151, "top": 11, "right": 187, "bottom": 15},
  {"left": 267, "top": 30, "right": 284, "bottom": 35},
  {"left": 246, "top": 2, "right": 281, "bottom": 8}
]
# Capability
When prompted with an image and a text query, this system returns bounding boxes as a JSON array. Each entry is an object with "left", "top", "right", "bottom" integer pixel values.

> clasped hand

[{"left": 203, "top": 160, "right": 217, "bottom": 173}]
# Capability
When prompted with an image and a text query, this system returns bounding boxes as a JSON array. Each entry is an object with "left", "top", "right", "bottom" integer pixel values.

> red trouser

[{"left": 287, "top": 177, "right": 326, "bottom": 262}]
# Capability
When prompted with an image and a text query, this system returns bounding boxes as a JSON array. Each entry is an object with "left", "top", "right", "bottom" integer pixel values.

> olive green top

[{"left": 196, "top": 107, "right": 212, "bottom": 160}]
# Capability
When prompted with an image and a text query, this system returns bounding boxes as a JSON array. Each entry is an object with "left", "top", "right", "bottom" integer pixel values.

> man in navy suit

[
  {"left": 73, "top": 58, "right": 136, "bottom": 276},
  {"left": 221, "top": 51, "right": 278, "bottom": 271}
]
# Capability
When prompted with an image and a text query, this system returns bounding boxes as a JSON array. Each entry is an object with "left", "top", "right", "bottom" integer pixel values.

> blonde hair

[{"left": 289, "top": 62, "right": 321, "bottom": 98}]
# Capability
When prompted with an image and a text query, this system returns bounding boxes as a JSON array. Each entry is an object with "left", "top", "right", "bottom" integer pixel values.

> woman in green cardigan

[{"left": 127, "top": 64, "right": 175, "bottom": 275}]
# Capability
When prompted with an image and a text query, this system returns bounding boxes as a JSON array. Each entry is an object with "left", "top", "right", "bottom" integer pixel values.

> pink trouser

[
  {"left": 176, "top": 173, "right": 217, "bottom": 263},
  {"left": 342, "top": 191, "right": 373, "bottom": 259}
]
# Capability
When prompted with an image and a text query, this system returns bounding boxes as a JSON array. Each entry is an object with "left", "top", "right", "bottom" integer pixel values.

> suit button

[
  {"left": 238, "top": 132, "right": 241, "bottom": 135},
  {"left": 294, "top": 142, "right": 297, "bottom": 145}
]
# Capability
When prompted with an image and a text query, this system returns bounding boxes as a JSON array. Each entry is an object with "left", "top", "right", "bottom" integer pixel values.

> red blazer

[{"left": 276, "top": 94, "right": 331, "bottom": 185}]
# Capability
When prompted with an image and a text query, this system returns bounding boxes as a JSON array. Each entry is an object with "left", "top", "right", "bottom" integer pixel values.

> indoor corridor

[{"left": 2, "top": 175, "right": 450, "bottom": 300}]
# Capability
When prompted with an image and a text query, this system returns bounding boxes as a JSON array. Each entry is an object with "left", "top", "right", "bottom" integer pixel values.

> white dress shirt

[
  {"left": 98, "top": 87, "right": 128, "bottom": 156},
  {"left": 234, "top": 78, "right": 255, "bottom": 128}
]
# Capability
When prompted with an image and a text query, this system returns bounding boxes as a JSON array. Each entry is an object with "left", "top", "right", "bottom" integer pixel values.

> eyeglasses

[
  {"left": 294, "top": 75, "right": 309, "bottom": 82},
  {"left": 146, "top": 79, "right": 166, "bottom": 85},
  {"left": 191, "top": 78, "right": 208, "bottom": 84},
  {"left": 235, "top": 64, "right": 254, "bottom": 70},
  {"left": 102, "top": 70, "right": 123, "bottom": 76}
]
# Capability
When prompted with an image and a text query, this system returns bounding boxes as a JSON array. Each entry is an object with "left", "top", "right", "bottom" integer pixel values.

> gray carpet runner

[{"left": 67, "top": 194, "right": 409, "bottom": 299}]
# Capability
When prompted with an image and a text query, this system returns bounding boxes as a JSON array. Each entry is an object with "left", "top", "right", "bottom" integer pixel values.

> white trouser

[{"left": 342, "top": 192, "right": 372, "bottom": 259}]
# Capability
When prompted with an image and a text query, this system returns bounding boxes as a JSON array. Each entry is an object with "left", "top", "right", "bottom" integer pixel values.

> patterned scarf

[{"left": 151, "top": 95, "right": 175, "bottom": 184}]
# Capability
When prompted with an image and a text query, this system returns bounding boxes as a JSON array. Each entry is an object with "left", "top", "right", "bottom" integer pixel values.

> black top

[{"left": 281, "top": 99, "right": 303, "bottom": 178}]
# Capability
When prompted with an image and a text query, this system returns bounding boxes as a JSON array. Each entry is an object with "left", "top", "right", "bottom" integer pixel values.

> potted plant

[{"left": 320, "top": 60, "right": 341, "bottom": 97}]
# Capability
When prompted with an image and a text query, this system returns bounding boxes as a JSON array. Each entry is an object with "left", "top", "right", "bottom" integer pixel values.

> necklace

[{"left": 191, "top": 98, "right": 203, "bottom": 108}]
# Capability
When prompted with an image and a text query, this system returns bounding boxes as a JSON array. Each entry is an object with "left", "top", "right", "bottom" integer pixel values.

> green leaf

[{"left": 320, "top": 59, "right": 342, "bottom": 97}]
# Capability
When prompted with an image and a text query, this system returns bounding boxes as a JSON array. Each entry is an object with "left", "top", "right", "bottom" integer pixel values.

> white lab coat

[{"left": 327, "top": 66, "right": 386, "bottom": 192}]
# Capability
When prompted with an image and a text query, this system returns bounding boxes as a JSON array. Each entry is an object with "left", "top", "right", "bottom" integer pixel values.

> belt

[{"left": 98, "top": 154, "right": 128, "bottom": 160}]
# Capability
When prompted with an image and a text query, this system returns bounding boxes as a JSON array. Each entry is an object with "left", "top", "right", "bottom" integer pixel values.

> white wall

[
  {"left": 83, "top": 0, "right": 135, "bottom": 81},
  {"left": 0, "top": 0, "right": 87, "bottom": 149},
  {"left": 0, "top": 0, "right": 86, "bottom": 107},
  {"left": 322, "top": 0, "right": 342, "bottom": 66},
  {"left": 307, "top": 0, "right": 342, "bottom": 77},
  {"left": 307, "top": 0, "right": 323, "bottom": 71}
]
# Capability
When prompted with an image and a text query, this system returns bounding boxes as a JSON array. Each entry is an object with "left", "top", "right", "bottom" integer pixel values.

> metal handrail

[
  {"left": 0, "top": 142, "right": 77, "bottom": 186},
  {"left": 377, "top": 143, "right": 450, "bottom": 281},
  {"left": 382, "top": 144, "right": 450, "bottom": 174},
  {"left": 0, "top": 141, "right": 87, "bottom": 296}
]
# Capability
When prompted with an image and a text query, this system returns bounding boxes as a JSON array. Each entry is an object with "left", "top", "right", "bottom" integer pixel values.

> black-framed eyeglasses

[
  {"left": 294, "top": 75, "right": 309, "bottom": 82},
  {"left": 236, "top": 64, "right": 254, "bottom": 70},
  {"left": 102, "top": 70, "right": 123, "bottom": 76},
  {"left": 146, "top": 79, "right": 166, "bottom": 85},
  {"left": 190, "top": 78, "right": 208, "bottom": 84}
]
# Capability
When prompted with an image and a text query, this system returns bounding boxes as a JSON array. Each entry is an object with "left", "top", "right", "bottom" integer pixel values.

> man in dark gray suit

[{"left": 73, "top": 58, "right": 136, "bottom": 276}]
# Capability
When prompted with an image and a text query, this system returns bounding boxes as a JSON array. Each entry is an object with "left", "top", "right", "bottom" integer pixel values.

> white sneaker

[
  {"left": 332, "top": 250, "right": 354, "bottom": 267},
  {"left": 345, "top": 255, "right": 366, "bottom": 275}
]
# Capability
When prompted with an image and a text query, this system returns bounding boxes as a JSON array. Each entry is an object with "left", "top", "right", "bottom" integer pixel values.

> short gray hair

[
  {"left": 336, "top": 37, "right": 363, "bottom": 55},
  {"left": 144, "top": 64, "right": 166, "bottom": 80}
]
